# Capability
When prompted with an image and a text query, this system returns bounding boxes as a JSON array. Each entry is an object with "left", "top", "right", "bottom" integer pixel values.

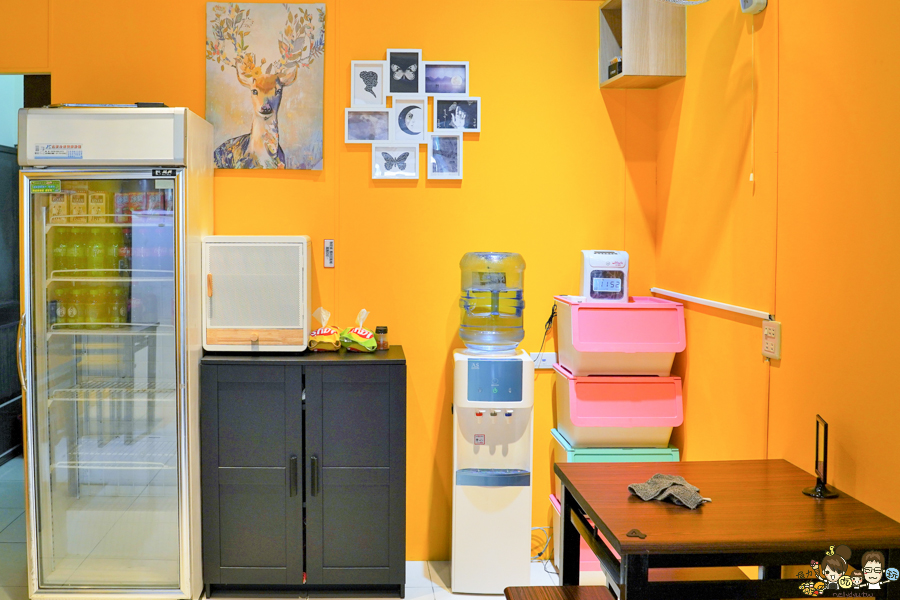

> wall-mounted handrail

[{"left": 650, "top": 288, "right": 772, "bottom": 321}]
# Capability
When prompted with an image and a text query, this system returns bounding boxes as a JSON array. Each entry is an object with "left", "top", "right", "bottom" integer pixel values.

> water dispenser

[
  {"left": 459, "top": 252, "right": 525, "bottom": 351},
  {"left": 451, "top": 252, "right": 533, "bottom": 593}
]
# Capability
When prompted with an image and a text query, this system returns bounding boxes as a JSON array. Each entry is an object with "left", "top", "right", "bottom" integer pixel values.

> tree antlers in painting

[{"left": 206, "top": 3, "right": 326, "bottom": 169}]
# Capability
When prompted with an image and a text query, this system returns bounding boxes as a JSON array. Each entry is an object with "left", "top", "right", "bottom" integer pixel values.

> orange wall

[
  {"left": 5, "top": 0, "right": 659, "bottom": 559},
  {"left": 9, "top": 0, "right": 900, "bottom": 562},
  {"left": 656, "top": 0, "right": 777, "bottom": 460},
  {"left": 768, "top": 0, "right": 900, "bottom": 522}
]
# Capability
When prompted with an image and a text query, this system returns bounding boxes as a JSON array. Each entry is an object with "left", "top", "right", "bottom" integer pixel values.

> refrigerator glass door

[{"left": 26, "top": 174, "right": 180, "bottom": 588}]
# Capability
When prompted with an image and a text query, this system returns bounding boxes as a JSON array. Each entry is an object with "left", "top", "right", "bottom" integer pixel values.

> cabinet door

[
  {"left": 305, "top": 364, "right": 406, "bottom": 586},
  {"left": 201, "top": 364, "right": 304, "bottom": 585}
]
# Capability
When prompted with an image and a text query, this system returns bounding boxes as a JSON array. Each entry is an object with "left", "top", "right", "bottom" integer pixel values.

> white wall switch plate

[
  {"left": 324, "top": 239, "right": 334, "bottom": 268},
  {"left": 530, "top": 352, "right": 556, "bottom": 369},
  {"left": 762, "top": 320, "right": 781, "bottom": 360}
]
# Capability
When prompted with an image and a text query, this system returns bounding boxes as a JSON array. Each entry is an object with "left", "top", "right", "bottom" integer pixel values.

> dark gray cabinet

[{"left": 200, "top": 347, "right": 406, "bottom": 597}]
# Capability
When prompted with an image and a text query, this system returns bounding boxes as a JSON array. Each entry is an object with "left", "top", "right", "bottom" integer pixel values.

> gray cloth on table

[{"left": 628, "top": 473, "right": 711, "bottom": 510}]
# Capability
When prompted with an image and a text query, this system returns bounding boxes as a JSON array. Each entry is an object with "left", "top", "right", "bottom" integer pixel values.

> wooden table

[{"left": 556, "top": 460, "right": 900, "bottom": 599}]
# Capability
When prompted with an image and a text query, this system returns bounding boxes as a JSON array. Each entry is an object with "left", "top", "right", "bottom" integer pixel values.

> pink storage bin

[
  {"left": 555, "top": 295, "right": 686, "bottom": 376},
  {"left": 554, "top": 363, "right": 683, "bottom": 448}
]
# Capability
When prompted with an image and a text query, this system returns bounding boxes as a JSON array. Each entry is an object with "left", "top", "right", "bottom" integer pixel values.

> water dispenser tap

[
  {"left": 505, "top": 410, "right": 513, "bottom": 424},
  {"left": 490, "top": 409, "right": 498, "bottom": 424}
]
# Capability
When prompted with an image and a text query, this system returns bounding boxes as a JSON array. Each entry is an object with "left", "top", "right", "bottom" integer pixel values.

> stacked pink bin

[{"left": 553, "top": 295, "right": 686, "bottom": 448}]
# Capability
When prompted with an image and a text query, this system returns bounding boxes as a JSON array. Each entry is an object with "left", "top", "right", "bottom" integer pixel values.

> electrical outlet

[
  {"left": 762, "top": 320, "right": 781, "bottom": 360},
  {"left": 530, "top": 352, "right": 556, "bottom": 369}
]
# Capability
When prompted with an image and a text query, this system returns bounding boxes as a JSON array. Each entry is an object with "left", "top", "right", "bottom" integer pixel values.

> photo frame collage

[{"left": 346, "top": 49, "right": 480, "bottom": 180}]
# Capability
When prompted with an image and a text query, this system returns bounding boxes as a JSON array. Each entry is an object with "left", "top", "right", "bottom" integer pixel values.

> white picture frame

[
  {"left": 351, "top": 60, "right": 387, "bottom": 107},
  {"left": 386, "top": 48, "right": 423, "bottom": 95},
  {"left": 372, "top": 144, "right": 419, "bottom": 179},
  {"left": 427, "top": 132, "right": 463, "bottom": 179},
  {"left": 345, "top": 108, "right": 392, "bottom": 144},
  {"left": 391, "top": 96, "right": 428, "bottom": 144},
  {"left": 433, "top": 96, "right": 481, "bottom": 133},
  {"left": 423, "top": 61, "right": 469, "bottom": 96}
]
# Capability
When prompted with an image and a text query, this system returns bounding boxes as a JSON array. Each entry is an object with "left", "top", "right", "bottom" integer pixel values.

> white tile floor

[
  {"left": 0, "top": 456, "right": 564, "bottom": 600},
  {"left": 0, "top": 456, "right": 26, "bottom": 600}
]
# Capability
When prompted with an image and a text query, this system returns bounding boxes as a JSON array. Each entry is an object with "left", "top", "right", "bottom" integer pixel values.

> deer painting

[{"left": 206, "top": 3, "right": 325, "bottom": 169}]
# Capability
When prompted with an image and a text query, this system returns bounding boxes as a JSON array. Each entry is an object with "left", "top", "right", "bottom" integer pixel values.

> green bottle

[
  {"left": 109, "top": 286, "right": 126, "bottom": 328},
  {"left": 106, "top": 228, "right": 122, "bottom": 272},
  {"left": 69, "top": 287, "right": 85, "bottom": 328},
  {"left": 52, "top": 227, "right": 68, "bottom": 274},
  {"left": 85, "top": 286, "right": 104, "bottom": 329},
  {"left": 87, "top": 228, "right": 106, "bottom": 277},
  {"left": 66, "top": 229, "right": 86, "bottom": 275}
]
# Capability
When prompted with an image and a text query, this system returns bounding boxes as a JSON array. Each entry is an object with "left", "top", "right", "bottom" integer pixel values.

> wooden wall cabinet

[
  {"left": 200, "top": 347, "right": 406, "bottom": 597},
  {"left": 599, "top": 0, "right": 686, "bottom": 89}
]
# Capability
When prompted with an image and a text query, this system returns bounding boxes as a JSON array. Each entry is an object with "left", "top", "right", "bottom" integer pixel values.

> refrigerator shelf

[
  {"left": 49, "top": 378, "right": 176, "bottom": 403},
  {"left": 44, "top": 213, "right": 174, "bottom": 233},
  {"left": 47, "top": 269, "right": 174, "bottom": 283},
  {"left": 47, "top": 324, "right": 174, "bottom": 338},
  {"left": 54, "top": 461, "right": 175, "bottom": 470}
]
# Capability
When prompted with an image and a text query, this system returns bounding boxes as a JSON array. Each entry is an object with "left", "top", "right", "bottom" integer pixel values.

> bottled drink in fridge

[
  {"left": 85, "top": 286, "right": 105, "bottom": 329},
  {"left": 87, "top": 228, "right": 106, "bottom": 277},
  {"left": 106, "top": 228, "right": 122, "bottom": 272},
  {"left": 65, "top": 228, "right": 87, "bottom": 275},
  {"left": 56, "top": 285, "right": 71, "bottom": 327},
  {"left": 52, "top": 228, "right": 68, "bottom": 274},
  {"left": 69, "top": 287, "right": 85, "bottom": 327},
  {"left": 119, "top": 228, "right": 132, "bottom": 276},
  {"left": 109, "top": 286, "right": 126, "bottom": 327}
]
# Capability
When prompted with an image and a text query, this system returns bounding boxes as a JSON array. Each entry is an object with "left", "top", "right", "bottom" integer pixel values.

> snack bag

[
  {"left": 309, "top": 307, "right": 341, "bottom": 352},
  {"left": 340, "top": 309, "right": 377, "bottom": 353}
]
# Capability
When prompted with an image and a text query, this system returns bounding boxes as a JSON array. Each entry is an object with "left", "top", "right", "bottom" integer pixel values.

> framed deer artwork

[{"left": 206, "top": 3, "right": 326, "bottom": 170}]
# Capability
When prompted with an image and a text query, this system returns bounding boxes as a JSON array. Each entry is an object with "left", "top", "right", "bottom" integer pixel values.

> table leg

[
  {"left": 760, "top": 565, "right": 781, "bottom": 600},
  {"left": 887, "top": 549, "right": 899, "bottom": 600},
  {"left": 561, "top": 484, "right": 581, "bottom": 586},
  {"left": 623, "top": 553, "right": 649, "bottom": 600}
]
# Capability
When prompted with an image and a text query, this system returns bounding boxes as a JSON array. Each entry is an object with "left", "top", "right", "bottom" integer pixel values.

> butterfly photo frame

[
  {"left": 351, "top": 60, "right": 387, "bottom": 107},
  {"left": 386, "top": 49, "right": 423, "bottom": 95},
  {"left": 373, "top": 143, "right": 419, "bottom": 179}
]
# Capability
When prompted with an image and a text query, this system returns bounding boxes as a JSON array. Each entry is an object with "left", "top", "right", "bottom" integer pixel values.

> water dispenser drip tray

[{"left": 455, "top": 468, "right": 531, "bottom": 487}]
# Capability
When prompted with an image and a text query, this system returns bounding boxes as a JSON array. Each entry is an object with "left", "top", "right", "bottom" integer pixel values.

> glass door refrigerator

[{"left": 16, "top": 107, "right": 212, "bottom": 599}]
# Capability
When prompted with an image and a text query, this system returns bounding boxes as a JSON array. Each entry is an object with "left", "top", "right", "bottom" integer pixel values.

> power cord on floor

[{"left": 531, "top": 526, "right": 560, "bottom": 584}]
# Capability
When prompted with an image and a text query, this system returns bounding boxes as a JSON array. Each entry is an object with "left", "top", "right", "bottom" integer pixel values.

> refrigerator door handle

[
  {"left": 310, "top": 455, "right": 319, "bottom": 496},
  {"left": 16, "top": 312, "right": 27, "bottom": 393},
  {"left": 289, "top": 455, "right": 298, "bottom": 497}
]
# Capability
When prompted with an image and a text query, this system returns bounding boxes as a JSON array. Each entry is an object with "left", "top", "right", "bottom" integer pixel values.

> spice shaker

[{"left": 375, "top": 326, "right": 389, "bottom": 350}]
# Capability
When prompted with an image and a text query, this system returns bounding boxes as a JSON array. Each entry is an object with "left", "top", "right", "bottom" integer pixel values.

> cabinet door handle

[
  {"left": 310, "top": 455, "right": 319, "bottom": 496},
  {"left": 289, "top": 455, "right": 298, "bottom": 497},
  {"left": 16, "top": 313, "right": 27, "bottom": 394},
  {"left": 207, "top": 273, "right": 213, "bottom": 297}
]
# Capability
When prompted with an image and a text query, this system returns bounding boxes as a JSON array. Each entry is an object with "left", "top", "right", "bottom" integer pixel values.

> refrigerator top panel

[{"left": 18, "top": 107, "right": 200, "bottom": 167}]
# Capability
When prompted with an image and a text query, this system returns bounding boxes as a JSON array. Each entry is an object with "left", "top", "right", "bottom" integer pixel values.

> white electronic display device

[{"left": 580, "top": 250, "right": 629, "bottom": 302}]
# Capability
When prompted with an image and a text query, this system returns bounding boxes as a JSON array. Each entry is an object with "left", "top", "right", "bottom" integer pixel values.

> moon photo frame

[
  {"left": 423, "top": 61, "right": 469, "bottom": 96},
  {"left": 434, "top": 96, "right": 481, "bottom": 133},
  {"left": 345, "top": 107, "right": 392, "bottom": 144},
  {"left": 351, "top": 60, "right": 387, "bottom": 107},
  {"left": 391, "top": 96, "right": 427, "bottom": 144},
  {"left": 372, "top": 143, "right": 419, "bottom": 179},
  {"left": 427, "top": 132, "right": 463, "bottom": 179}
]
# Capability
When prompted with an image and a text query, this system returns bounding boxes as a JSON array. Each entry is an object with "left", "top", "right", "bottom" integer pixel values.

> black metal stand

[{"left": 802, "top": 479, "right": 839, "bottom": 499}]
